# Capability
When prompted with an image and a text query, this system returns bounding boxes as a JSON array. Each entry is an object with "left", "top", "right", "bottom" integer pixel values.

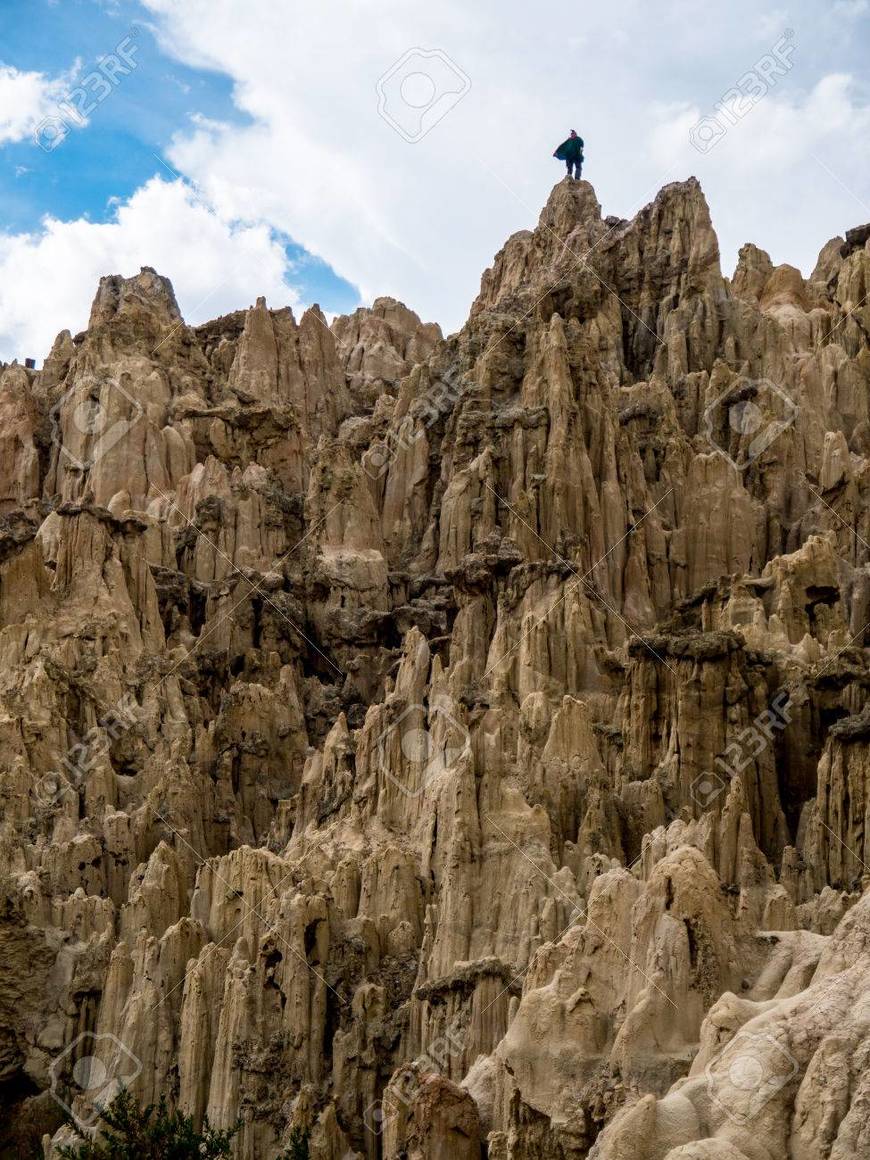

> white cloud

[
  {"left": 0, "top": 177, "right": 297, "bottom": 361},
  {"left": 139, "top": 0, "right": 598, "bottom": 331},
  {"left": 3, "top": 0, "right": 870, "bottom": 358},
  {"left": 755, "top": 9, "right": 791, "bottom": 40},
  {"left": 134, "top": 0, "right": 870, "bottom": 333},
  {"left": 649, "top": 73, "right": 870, "bottom": 273},
  {"left": 832, "top": 0, "right": 868, "bottom": 16},
  {"left": 650, "top": 74, "right": 870, "bottom": 170},
  {"left": 0, "top": 62, "right": 83, "bottom": 146}
]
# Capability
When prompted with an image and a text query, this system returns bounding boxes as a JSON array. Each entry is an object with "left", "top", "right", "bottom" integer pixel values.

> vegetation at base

[
  {"left": 57, "top": 1087, "right": 311, "bottom": 1159},
  {"left": 57, "top": 1088, "right": 239, "bottom": 1159},
  {"left": 280, "top": 1128, "right": 310, "bottom": 1160}
]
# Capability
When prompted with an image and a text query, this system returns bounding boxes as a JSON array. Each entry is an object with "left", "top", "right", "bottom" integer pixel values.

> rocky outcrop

[
  {"left": 1, "top": 178, "right": 869, "bottom": 1160},
  {"left": 331, "top": 296, "right": 442, "bottom": 408}
]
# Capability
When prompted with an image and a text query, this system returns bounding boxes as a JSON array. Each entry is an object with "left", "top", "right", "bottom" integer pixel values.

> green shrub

[
  {"left": 57, "top": 1088, "right": 239, "bottom": 1159},
  {"left": 279, "top": 1127, "right": 310, "bottom": 1160}
]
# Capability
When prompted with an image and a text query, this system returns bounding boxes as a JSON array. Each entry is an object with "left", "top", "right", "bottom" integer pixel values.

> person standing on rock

[{"left": 553, "top": 130, "right": 584, "bottom": 179}]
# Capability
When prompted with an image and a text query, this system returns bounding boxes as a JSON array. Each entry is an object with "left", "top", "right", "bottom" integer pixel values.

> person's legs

[
  {"left": 565, "top": 159, "right": 572, "bottom": 178},
  {"left": 573, "top": 159, "right": 583, "bottom": 179}
]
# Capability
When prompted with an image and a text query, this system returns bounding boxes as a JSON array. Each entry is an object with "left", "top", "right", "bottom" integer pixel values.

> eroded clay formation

[{"left": 1, "top": 177, "right": 869, "bottom": 1159}]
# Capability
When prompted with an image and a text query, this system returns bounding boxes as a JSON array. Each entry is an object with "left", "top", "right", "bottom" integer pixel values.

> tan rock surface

[{"left": 1, "top": 180, "right": 869, "bottom": 1159}]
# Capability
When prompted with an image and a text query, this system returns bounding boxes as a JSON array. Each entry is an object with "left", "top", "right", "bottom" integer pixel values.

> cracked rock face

[{"left": 1, "top": 179, "right": 870, "bottom": 1160}]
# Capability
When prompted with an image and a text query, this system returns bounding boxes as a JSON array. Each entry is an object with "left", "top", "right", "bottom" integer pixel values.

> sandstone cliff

[{"left": 1, "top": 177, "right": 869, "bottom": 1160}]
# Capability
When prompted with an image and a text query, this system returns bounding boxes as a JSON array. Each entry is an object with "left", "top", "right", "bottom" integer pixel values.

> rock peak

[
  {"left": 88, "top": 266, "right": 182, "bottom": 330},
  {"left": 541, "top": 176, "right": 604, "bottom": 224},
  {"left": 2, "top": 173, "right": 870, "bottom": 1160},
  {"left": 473, "top": 173, "right": 720, "bottom": 318}
]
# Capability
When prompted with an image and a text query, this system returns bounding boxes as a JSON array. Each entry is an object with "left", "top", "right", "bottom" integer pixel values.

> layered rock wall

[{"left": 1, "top": 178, "right": 869, "bottom": 1160}]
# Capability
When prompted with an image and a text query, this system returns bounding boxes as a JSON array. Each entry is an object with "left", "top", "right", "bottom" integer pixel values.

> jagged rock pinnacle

[
  {"left": 88, "top": 266, "right": 183, "bottom": 330},
  {"left": 1, "top": 178, "right": 869, "bottom": 1160}
]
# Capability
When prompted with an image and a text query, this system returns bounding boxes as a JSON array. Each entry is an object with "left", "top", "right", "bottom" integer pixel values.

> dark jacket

[{"left": 554, "top": 135, "right": 584, "bottom": 162}]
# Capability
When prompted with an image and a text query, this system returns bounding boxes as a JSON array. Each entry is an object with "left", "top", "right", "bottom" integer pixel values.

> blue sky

[
  {"left": 1, "top": 0, "right": 238, "bottom": 231},
  {"left": 0, "top": 0, "right": 360, "bottom": 360},
  {"left": 0, "top": 0, "right": 869, "bottom": 362}
]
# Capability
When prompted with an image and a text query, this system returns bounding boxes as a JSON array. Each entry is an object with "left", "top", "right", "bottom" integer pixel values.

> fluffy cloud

[
  {"left": 0, "top": 177, "right": 296, "bottom": 360},
  {"left": 650, "top": 74, "right": 870, "bottom": 170},
  {"left": 649, "top": 73, "right": 870, "bottom": 272},
  {"left": 832, "top": 0, "right": 868, "bottom": 16},
  {"left": 140, "top": 0, "right": 870, "bottom": 328},
  {"left": 0, "top": 62, "right": 82, "bottom": 146},
  {"left": 141, "top": 0, "right": 596, "bottom": 332},
  {"left": 2, "top": 0, "right": 869, "bottom": 361}
]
